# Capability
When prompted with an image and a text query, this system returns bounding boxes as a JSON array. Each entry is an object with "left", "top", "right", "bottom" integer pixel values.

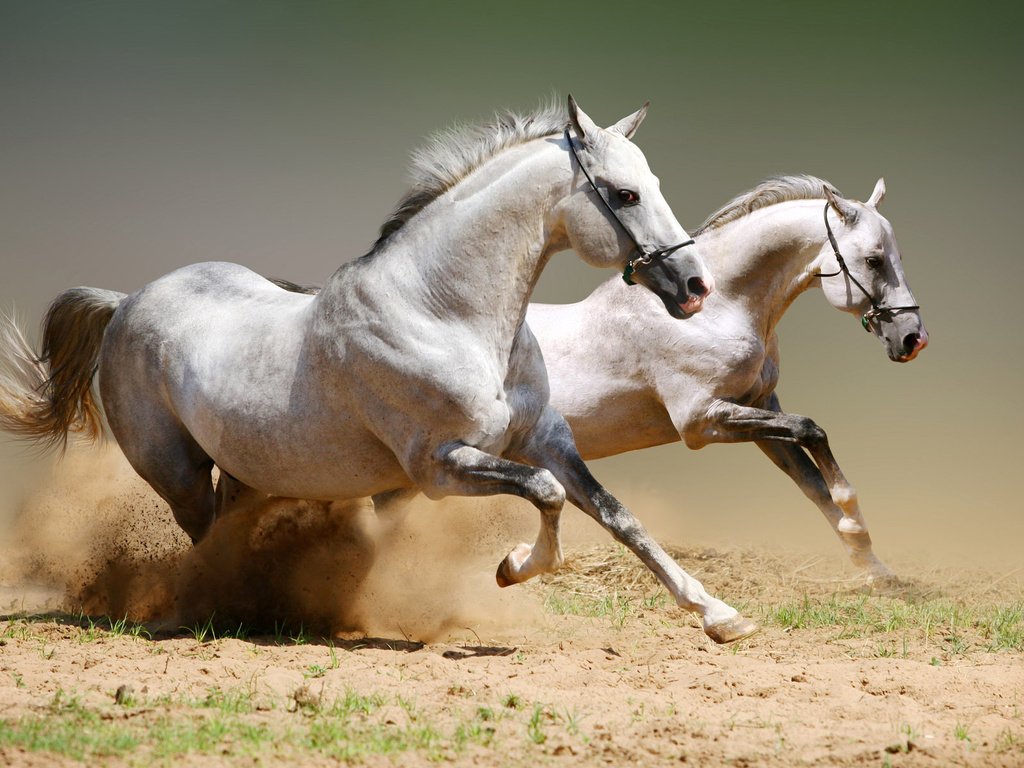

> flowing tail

[{"left": 0, "top": 287, "right": 126, "bottom": 451}]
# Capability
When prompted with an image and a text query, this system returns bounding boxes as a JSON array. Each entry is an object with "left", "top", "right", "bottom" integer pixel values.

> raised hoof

[
  {"left": 495, "top": 556, "right": 515, "bottom": 588},
  {"left": 704, "top": 615, "right": 759, "bottom": 645}
]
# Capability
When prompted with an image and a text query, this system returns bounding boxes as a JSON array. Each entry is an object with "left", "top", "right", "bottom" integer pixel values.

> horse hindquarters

[
  {"left": 0, "top": 286, "right": 216, "bottom": 542},
  {"left": 98, "top": 305, "right": 218, "bottom": 543}
]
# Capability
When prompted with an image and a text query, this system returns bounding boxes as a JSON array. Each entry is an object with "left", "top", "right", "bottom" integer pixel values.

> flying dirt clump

[{"left": 1, "top": 447, "right": 541, "bottom": 641}]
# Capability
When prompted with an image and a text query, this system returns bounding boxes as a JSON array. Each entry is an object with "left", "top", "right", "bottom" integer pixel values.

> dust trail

[{"left": 1, "top": 447, "right": 543, "bottom": 642}]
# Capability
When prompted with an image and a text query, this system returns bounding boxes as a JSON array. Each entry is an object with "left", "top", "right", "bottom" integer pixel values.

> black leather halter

[
  {"left": 814, "top": 202, "right": 920, "bottom": 332},
  {"left": 564, "top": 128, "right": 694, "bottom": 285}
]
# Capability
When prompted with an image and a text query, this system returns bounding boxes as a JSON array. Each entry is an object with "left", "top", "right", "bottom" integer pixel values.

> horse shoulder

[
  {"left": 528, "top": 295, "right": 682, "bottom": 457},
  {"left": 647, "top": 307, "right": 773, "bottom": 445}
]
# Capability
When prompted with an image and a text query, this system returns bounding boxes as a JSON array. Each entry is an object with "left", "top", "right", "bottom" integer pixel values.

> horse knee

[
  {"left": 795, "top": 418, "right": 827, "bottom": 448},
  {"left": 528, "top": 468, "right": 565, "bottom": 512}
]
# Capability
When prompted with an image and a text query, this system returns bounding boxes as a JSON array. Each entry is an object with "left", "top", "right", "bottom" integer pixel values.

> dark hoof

[
  {"left": 704, "top": 615, "right": 759, "bottom": 644},
  {"left": 495, "top": 557, "right": 515, "bottom": 588}
]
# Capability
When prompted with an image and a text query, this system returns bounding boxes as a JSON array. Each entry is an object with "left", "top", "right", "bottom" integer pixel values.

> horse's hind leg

[
  {"left": 134, "top": 456, "right": 216, "bottom": 543},
  {"left": 111, "top": 417, "right": 217, "bottom": 543},
  {"left": 139, "top": 452, "right": 216, "bottom": 543}
]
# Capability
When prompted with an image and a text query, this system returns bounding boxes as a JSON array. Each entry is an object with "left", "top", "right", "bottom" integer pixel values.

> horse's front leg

[
  {"left": 512, "top": 408, "right": 758, "bottom": 644},
  {"left": 754, "top": 437, "right": 893, "bottom": 580},
  {"left": 427, "top": 443, "right": 566, "bottom": 585},
  {"left": 696, "top": 394, "right": 892, "bottom": 580}
]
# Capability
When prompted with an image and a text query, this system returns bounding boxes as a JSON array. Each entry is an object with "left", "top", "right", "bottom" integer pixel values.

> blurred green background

[{"left": 1, "top": 1, "right": 1021, "bottom": 567}]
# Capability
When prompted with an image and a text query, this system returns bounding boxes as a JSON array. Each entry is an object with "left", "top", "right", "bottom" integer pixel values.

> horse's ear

[
  {"left": 567, "top": 94, "right": 600, "bottom": 146},
  {"left": 867, "top": 177, "right": 886, "bottom": 208},
  {"left": 824, "top": 186, "right": 859, "bottom": 224},
  {"left": 608, "top": 101, "right": 649, "bottom": 139}
]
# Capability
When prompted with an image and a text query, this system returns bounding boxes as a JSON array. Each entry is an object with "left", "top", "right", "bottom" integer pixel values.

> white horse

[
  {"left": 0, "top": 97, "right": 761, "bottom": 644},
  {"left": 528, "top": 175, "right": 928, "bottom": 580}
]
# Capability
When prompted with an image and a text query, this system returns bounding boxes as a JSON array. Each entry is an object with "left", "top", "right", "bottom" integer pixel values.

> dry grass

[{"left": 534, "top": 543, "right": 1024, "bottom": 655}]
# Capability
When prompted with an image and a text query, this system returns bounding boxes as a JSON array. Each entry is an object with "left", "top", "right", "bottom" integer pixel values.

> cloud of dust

[
  {"left": 4, "top": 435, "right": 1008, "bottom": 641},
  {"left": 0, "top": 447, "right": 549, "bottom": 642}
]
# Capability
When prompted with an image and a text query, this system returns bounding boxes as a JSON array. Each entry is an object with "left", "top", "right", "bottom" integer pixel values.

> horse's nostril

[
  {"left": 687, "top": 276, "right": 708, "bottom": 297},
  {"left": 903, "top": 333, "right": 920, "bottom": 354}
]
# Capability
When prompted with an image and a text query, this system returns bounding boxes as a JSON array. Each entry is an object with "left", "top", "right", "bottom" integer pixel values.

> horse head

[
  {"left": 816, "top": 179, "right": 928, "bottom": 362},
  {"left": 559, "top": 95, "right": 713, "bottom": 318}
]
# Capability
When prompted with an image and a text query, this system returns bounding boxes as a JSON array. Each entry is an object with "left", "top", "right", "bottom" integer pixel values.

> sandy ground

[{"left": 0, "top": 451, "right": 1021, "bottom": 766}]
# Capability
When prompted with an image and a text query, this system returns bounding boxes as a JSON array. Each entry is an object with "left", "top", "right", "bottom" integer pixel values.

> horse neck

[
  {"left": 697, "top": 199, "right": 829, "bottom": 335},
  {"left": 321, "top": 138, "right": 568, "bottom": 356}
]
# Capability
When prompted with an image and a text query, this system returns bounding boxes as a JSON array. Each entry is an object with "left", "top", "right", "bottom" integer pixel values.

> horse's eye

[
  {"left": 866, "top": 256, "right": 883, "bottom": 270},
  {"left": 617, "top": 189, "right": 639, "bottom": 206}
]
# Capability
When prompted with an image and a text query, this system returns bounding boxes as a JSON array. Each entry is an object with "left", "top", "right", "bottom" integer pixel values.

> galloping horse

[
  {"left": 529, "top": 176, "right": 928, "bottom": 580},
  {"left": 0, "top": 98, "right": 760, "bottom": 644}
]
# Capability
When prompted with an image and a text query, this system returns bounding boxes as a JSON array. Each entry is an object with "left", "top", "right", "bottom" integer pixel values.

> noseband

[
  {"left": 814, "top": 203, "right": 920, "bottom": 332},
  {"left": 565, "top": 128, "right": 694, "bottom": 285}
]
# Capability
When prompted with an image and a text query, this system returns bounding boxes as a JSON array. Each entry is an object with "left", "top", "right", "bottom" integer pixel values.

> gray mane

[
  {"left": 370, "top": 101, "right": 568, "bottom": 251},
  {"left": 694, "top": 175, "right": 841, "bottom": 235}
]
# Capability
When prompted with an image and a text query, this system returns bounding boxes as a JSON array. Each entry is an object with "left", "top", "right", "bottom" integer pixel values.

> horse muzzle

[
  {"left": 679, "top": 275, "right": 712, "bottom": 315},
  {"left": 628, "top": 244, "right": 715, "bottom": 319},
  {"left": 895, "top": 329, "right": 928, "bottom": 362}
]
